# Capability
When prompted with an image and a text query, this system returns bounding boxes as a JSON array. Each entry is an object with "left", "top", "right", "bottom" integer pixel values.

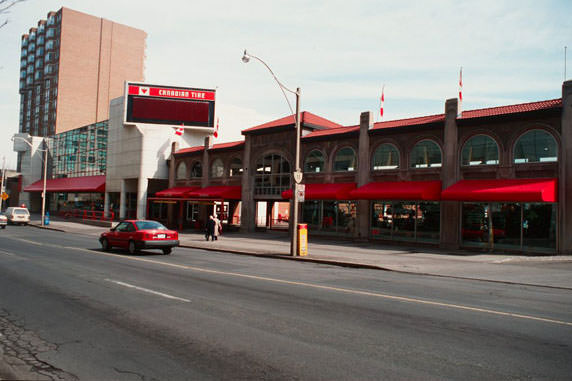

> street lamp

[
  {"left": 242, "top": 49, "right": 303, "bottom": 256},
  {"left": 11, "top": 135, "right": 49, "bottom": 227}
]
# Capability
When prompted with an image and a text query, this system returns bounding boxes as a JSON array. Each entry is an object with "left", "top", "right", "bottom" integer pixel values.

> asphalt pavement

[{"left": 26, "top": 216, "right": 572, "bottom": 290}]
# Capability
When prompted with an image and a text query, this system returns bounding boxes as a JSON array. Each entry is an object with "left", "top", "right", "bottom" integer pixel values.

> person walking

[
  {"left": 213, "top": 215, "right": 222, "bottom": 241},
  {"left": 205, "top": 215, "right": 215, "bottom": 241}
]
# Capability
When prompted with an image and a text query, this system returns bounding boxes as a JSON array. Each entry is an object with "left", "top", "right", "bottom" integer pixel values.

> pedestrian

[
  {"left": 213, "top": 214, "right": 222, "bottom": 241},
  {"left": 205, "top": 215, "right": 215, "bottom": 241}
]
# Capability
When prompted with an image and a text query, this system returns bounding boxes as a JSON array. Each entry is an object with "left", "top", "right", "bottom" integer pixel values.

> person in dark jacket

[{"left": 205, "top": 215, "right": 215, "bottom": 241}]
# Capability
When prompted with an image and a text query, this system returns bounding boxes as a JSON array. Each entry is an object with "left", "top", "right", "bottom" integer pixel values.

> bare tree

[{"left": 0, "top": 0, "right": 26, "bottom": 30}]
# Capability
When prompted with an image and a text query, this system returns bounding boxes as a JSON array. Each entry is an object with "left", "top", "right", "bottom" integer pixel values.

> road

[{"left": 0, "top": 226, "right": 571, "bottom": 380}]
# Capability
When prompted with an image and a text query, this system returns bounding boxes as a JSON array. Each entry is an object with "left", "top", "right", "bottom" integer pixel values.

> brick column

[
  {"left": 440, "top": 98, "right": 461, "bottom": 249},
  {"left": 356, "top": 111, "right": 372, "bottom": 239},
  {"left": 559, "top": 80, "right": 572, "bottom": 254},
  {"left": 240, "top": 137, "right": 255, "bottom": 232}
]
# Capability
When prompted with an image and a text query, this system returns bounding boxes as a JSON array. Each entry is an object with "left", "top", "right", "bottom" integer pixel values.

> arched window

[
  {"left": 372, "top": 144, "right": 399, "bottom": 170},
  {"left": 304, "top": 150, "right": 325, "bottom": 173},
  {"left": 255, "top": 153, "right": 290, "bottom": 195},
  {"left": 230, "top": 158, "right": 243, "bottom": 176},
  {"left": 190, "top": 161, "right": 202, "bottom": 178},
  {"left": 514, "top": 129, "right": 558, "bottom": 163},
  {"left": 333, "top": 147, "right": 357, "bottom": 172},
  {"left": 210, "top": 158, "right": 224, "bottom": 178},
  {"left": 176, "top": 162, "right": 187, "bottom": 179},
  {"left": 410, "top": 140, "right": 442, "bottom": 168},
  {"left": 461, "top": 135, "right": 499, "bottom": 166}
]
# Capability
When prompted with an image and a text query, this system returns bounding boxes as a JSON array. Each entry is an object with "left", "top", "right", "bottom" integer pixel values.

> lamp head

[{"left": 241, "top": 49, "right": 250, "bottom": 63}]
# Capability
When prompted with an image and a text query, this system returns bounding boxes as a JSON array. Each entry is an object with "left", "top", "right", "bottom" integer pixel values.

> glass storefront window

[
  {"left": 370, "top": 201, "right": 440, "bottom": 242},
  {"left": 461, "top": 202, "right": 556, "bottom": 252},
  {"left": 301, "top": 201, "right": 357, "bottom": 236},
  {"left": 176, "top": 162, "right": 187, "bottom": 179},
  {"left": 410, "top": 140, "right": 442, "bottom": 168},
  {"left": 190, "top": 161, "right": 202, "bottom": 178},
  {"left": 333, "top": 147, "right": 357, "bottom": 172},
  {"left": 523, "top": 203, "right": 556, "bottom": 251},
  {"left": 210, "top": 158, "right": 224, "bottom": 178},
  {"left": 514, "top": 130, "right": 558, "bottom": 163},
  {"left": 461, "top": 135, "right": 499, "bottom": 166},
  {"left": 230, "top": 158, "right": 243, "bottom": 176},
  {"left": 372, "top": 144, "right": 399, "bottom": 170},
  {"left": 254, "top": 153, "right": 290, "bottom": 195},
  {"left": 304, "top": 150, "right": 325, "bottom": 173}
]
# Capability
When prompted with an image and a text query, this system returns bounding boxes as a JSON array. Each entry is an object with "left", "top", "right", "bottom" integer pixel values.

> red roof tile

[
  {"left": 243, "top": 111, "right": 342, "bottom": 133},
  {"left": 303, "top": 125, "right": 360, "bottom": 139},
  {"left": 175, "top": 140, "right": 244, "bottom": 155},
  {"left": 372, "top": 114, "right": 445, "bottom": 130},
  {"left": 460, "top": 98, "right": 562, "bottom": 119}
]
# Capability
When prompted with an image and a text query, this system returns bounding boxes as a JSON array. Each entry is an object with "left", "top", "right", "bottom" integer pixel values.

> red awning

[
  {"left": 24, "top": 175, "right": 106, "bottom": 193},
  {"left": 186, "top": 186, "right": 242, "bottom": 200},
  {"left": 441, "top": 178, "right": 558, "bottom": 202},
  {"left": 155, "top": 186, "right": 199, "bottom": 197},
  {"left": 349, "top": 180, "right": 442, "bottom": 201},
  {"left": 282, "top": 183, "right": 357, "bottom": 200}
]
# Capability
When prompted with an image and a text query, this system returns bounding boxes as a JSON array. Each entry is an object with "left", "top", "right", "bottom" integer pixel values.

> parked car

[
  {"left": 99, "top": 220, "right": 179, "bottom": 255},
  {"left": 5, "top": 207, "right": 30, "bottom": 225},
  {"left": 0, "top": 213, "right": 7, "bottom": 229}
]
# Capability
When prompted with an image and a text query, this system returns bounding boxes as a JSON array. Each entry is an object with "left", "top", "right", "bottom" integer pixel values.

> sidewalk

[{"left": 27, "top": 216, "right": 572, "bottom": 290}]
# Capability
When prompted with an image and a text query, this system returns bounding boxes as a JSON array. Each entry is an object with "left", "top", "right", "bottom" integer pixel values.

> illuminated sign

[{"left": 124, "top": 83, "right": 216, "bottom": 128}]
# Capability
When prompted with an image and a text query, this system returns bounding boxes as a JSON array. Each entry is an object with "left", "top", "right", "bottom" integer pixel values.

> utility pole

[{"left": 0, "top": 156, "right": 5, "bottom": 212}]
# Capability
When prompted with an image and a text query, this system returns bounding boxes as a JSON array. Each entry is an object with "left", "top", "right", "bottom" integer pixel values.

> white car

[
  {"left": 5, "top": 207, "right": 30, "bottom": 225},
  {"left": 0, "top": 213, "right": 6, "bottom": 229}
]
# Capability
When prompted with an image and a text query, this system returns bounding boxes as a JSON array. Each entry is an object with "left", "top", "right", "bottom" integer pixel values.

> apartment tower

[{"left": 18, "top": 7, "right": 146, "bottom": 139}]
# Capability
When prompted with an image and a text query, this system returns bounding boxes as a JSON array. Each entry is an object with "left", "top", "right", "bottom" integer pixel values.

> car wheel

[
  {"left": 128, "top": 240, "right": 138, "bottom": 255},
  {"left": 162, "top": 247, "right": 172, "bottom": 255},
  {"left": 101, "top": 238, "right": 111, "bottom": 251}
]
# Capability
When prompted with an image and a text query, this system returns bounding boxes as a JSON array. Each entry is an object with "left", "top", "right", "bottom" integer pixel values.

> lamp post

[
  {"left": 242, "top": 50, "right": 303, "bottom": 256},
  {"left": 11, "top": 135, "right": 49, "bottom": 226}
]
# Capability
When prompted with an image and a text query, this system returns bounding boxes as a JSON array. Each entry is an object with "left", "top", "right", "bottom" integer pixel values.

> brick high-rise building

[{"left": 18, "top": 7, "right": 146, "bottom": 138}]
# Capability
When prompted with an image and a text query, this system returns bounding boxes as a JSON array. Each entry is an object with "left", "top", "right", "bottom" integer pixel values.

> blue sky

[{"left": 0, "top": 0, "right": 570, "bottom": 168}]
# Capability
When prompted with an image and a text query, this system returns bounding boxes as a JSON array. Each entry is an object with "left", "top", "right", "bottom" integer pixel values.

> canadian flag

[
  {"left": 214, "top": 117, "right": 220, "bottom": 138},
  {"left": 174, "top": 126, "right": 184, "bottom": 136},
  {"left": 458, "top": 67, "right": 463, "bottom": 117},
  {"left": 380, "top": 85, "right": 385, "bottom": 119}
]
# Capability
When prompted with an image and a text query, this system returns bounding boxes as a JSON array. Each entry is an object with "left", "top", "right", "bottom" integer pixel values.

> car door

[{"left": 110, "top": 222, "right": 130, "bottom": 248}]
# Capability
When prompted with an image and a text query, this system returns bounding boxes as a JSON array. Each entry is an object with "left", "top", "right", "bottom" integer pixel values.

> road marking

[
  {"left": 0, "top": 249, "right": 17, "bottom": 257},
  {"left": 105, "top": 279, "right": 191, "bottom": 303},
  {"left": 4, "top": 235, "right": 572, "bottom": 327}
]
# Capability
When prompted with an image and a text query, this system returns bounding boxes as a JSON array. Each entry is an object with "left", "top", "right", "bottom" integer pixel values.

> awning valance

[
  {"left": 24, "top": 175, "right": 106, "bottom": 193},
  {"left": 186, "top": 186, "right": 242, "bottom": 200},
  {"left": 349, "top": 180, "right": 442, "bottom": 201},
  {"left": 441, "top": 178, "right": 558, "bottom": 202},
  {"left": 155, "top": 186, "right": 199, "bottom": 198},
  {"left": 282, "top": 183, "right": 357, "bottom": 200}
]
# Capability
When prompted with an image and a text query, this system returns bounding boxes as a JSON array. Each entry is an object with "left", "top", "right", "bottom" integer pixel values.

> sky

[{"left": 0, "top": 0, "right": 570, "bottom": 169}]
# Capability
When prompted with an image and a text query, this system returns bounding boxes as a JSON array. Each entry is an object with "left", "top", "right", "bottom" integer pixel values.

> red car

[{"left": 100, "top": 220, "right": 179, "bottom": 255}]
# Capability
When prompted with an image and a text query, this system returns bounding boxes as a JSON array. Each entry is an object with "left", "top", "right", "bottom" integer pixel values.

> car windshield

[
  {"left": 135, "top": 221, "right": 167, "bottom": 230},
  {"left": 14, "top": 209, "right": 29, "bottom": 215}
]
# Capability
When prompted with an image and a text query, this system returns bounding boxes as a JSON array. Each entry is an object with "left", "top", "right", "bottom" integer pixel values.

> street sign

[
  {"left": 1, "top": 192, "right": 8, "bottom": 201},
  {"left": 294, "top": 170, "right": 303, "bottom": 184},
  {"left": 297, "top": 183, "right": 305, "bottom": 202}
]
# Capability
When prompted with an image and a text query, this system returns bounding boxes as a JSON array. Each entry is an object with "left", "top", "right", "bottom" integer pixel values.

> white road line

[
  {"left": 5, "top": 236, "right": 572, "bottom": 327},
  {"left": 105, "top": 279, "right": 191, "bottom": 303}
]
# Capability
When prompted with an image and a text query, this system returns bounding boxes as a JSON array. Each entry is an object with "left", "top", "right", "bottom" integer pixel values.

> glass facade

[
  {"left": 372, "top": 144, "right": 399, "bottom": 170},
  {"left": 461, "top": 135, "right": 499, "bottom": 166},
  {"left": 371, "top": 201, "right": 440, "bottom": 243},
  {"left": 210, "top": 158, "right": 224, "bottom": 178},
  {"left": 304, "top": 149, "right": 325, "bottom": 173},
  {"left": 461, "top": 202, "right": 556, "bottom": 252},
  {"left": 410, "top": 140, "right": 442, "bottom": 168},
  {"left": 230, "top": 158, "right": 243, "bottom": 176},
  {"left": 514, "top": 130, "right": 558, "bottom": 163},
  {"left": 176, "top": 162, "right": 186, "bottom": 179},
  {"left": 255, "top": 154, "right": 290, "bottom": 196},
  {"left": 333, "top": 147, "right": 357, "bottom": 172},
  {"left": 51, "top": 121, "right": 108, "bottom": 178}
]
